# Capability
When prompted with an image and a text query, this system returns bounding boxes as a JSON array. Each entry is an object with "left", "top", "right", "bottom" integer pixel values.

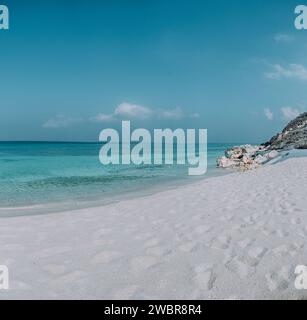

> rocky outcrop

[
  {"left": 264, "top": 112, "right": 307, "bottom": 150},
  {"left": 217, "top": 112, "right": 307, "bottom": 170},
  {"left": 217, "top": 145, "right": 279, "bottom": 170}
]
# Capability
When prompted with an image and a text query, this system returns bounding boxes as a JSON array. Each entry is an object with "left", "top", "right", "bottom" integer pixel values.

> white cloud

[
  {"left": 91, "top": 102, "right": 152, "bottom": 122},
  {"left": 265, "top": 64, "right": 307, "bottom": 81},
  {"left": 264, "top": 108, "right": 273, "bottom": 120},
  {"left": 281, "top": 107, "right": 301, "bottom": 121},
  {"left": 114, "top": 102, "right": 152, "bottom": 119},
  {"left": 90, "top": 113, "right": 115, "bottom": 123},
  {"left": 42, "top": 115, "right": 82, "bottom": 128},
  {"left": 190, "top": 112, "right": 200, "bottom": 119},
  {"left": 274, "top": 33, "right": 293, "bottom": 43},
  {"left": 91, "top": 103, "right": 191, "bottom": 122},
  {"left": 160, "top": 107, "right": 184, "bottom": 120}
]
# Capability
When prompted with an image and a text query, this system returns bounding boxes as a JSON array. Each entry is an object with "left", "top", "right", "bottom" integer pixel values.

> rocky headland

[{"left": 217, "top": 112, "right": 307, "bottom": 170}]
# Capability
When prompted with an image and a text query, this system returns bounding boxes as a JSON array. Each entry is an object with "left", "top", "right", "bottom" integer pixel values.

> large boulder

[
  {"left": 265, "top": 112, "right": 307, "bottom": 150},
  {"left": 217, "top": 144, "right": 265, "bottom": 169}
]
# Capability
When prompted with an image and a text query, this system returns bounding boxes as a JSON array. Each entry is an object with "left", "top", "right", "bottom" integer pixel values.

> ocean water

[{"left": 0, "top": 142, "right": 236, "bottom": 215}]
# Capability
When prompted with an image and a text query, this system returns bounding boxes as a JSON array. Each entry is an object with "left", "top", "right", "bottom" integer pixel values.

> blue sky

[{"left": 0, "top": 0, "right": 307, "bottom": 142}]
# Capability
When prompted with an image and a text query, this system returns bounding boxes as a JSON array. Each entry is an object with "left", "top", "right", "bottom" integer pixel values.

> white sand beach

[{"left": 1, "top": 157, "right": 307, "bottom": 300}]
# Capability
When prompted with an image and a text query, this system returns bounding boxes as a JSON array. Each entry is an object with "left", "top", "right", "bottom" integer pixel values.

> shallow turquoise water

[{"left": 0, "top": 142, "right": 236, "bottom": 212}]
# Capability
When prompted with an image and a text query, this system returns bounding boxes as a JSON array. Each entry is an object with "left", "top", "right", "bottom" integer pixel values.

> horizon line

[{"left": 0, "top": 140, "right": 256, "bottom": 144}]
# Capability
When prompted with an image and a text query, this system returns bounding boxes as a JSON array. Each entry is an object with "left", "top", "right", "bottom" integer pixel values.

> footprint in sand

[
  {"left": 278, "top": 203, "right": 294, "bottom": 216},
  {"left": 35, "top": 246, "right": 72, "bottom": 258},
  {"left": 280, "top": 210, "right": 289, "bottom": 216},
  {"left": 43, "top": 264, "right": 66, "bottom": 275},
  {"left": 145, "top": 246, "right": 171, "bottom": 257},
  {"left": 223, "top": 250, "right": 236, "bottom": 265},
  {"left": 192, "top": 214, "right": 206, "bottom": 221},
  {"left": 238, "top": 238, "right": 255, "bottom": 249},
  {"left": 92, "top": 228, "right": 112, "bottom": 240},
  {"left": 210, "top": 235, "right": 231, "bottom": 250},
  {"left": 226, "top": 256, "right": 253, "bottom": 279},
  {"left": 193, "top": 264, "right": 216, "bottom": 290},
  {"left": 91, "top": 250, "right": 122, "bottom": 264},
  {"left": 144, "top": 238, "right": 160, "bottom": 248},
  {"left": 174, "top": 223, "right": 184, "bottom": 230},
  {"left": 113, "top": 285, "right": 139, "bottom": 299},
  {"left": 134, "top": 232, "right": 154, "bottom": 241},
  {"left": 298, "top": 227, "right": 307, "bottom": 237},
  {"left": 93, "top": 239, "right": 115, "bottom": 246},
  {"left": 1, "top": 244, "right": 25, "bottom": 251},
  {"left": 276, "top": 229, "right": 289, "bottom": 238},
  {"left": 219, "top": 214, "right": 234, "bottom": 222},
  {"left": 291, "top": 217, "right": 301, "bottom": 225},
  {"left": 178, "top": 241, "right": 198, "bottom": 253},
  {"left": 259, "top": 226, "right": 276, "bottom": 236},
  {"left": 130, "top": 256, "right": 160, "bottom": 272},
  {"left": 243, "top": 216, "right": 257, "bottom": 225},
  {"left": 265, "top": 267, "right": 292, "bottom": 291},
  {"left": 194, "top": 225, "right": 212, "bottom": 234},
  {"left": 9, "top": 281, "right": 32, "bottom": 290},
  {"left": 124, "top": 226, "right": 138, "bottom": 234},
  {"left": 273, "top": 243, "right": 303, "bottom": 258},
  {"left": 53, "top": 270, "right": 87, "bottom": 285},
  {"left": 245, "top": 247, "right": 267, "bottom": 266}
]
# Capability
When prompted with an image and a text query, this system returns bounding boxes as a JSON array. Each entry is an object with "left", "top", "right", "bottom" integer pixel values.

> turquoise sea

[{"left": 0, "top": 142, "right": 237, "bottom": 216}]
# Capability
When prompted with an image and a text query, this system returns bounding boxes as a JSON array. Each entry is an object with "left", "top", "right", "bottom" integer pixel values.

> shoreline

[
  {"left": 1, "top": 157, "right": 307, "bottom": 299},
  {"left": 0, "top": 167, "right": 232, "bottom": 218},
  {"left": 0, "top": 141, "right": 237, "bottom": 216},
  {"left": 3, "top": 146, "right": 306, "bottom": 218}
]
